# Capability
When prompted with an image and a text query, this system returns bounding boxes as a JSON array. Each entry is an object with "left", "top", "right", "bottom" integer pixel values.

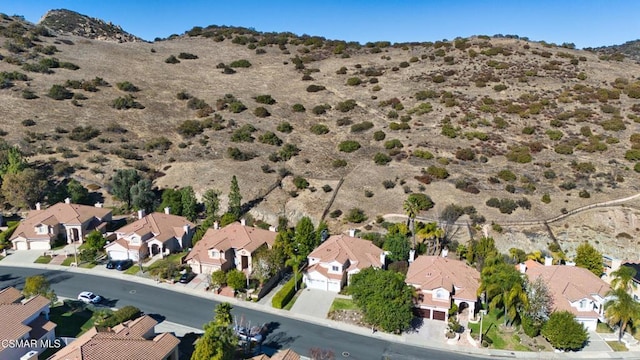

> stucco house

[
  {"left": 603, "top": 257, "right": 640, "bottom": 302},
  {"left": 185, "top": 220, "right": 276, "bottom": 275},
  {"left": 521, "top": 261, "right": 610, "bottom": 331},
  {"left": 48, "top": 315, "right": 179, "bottom": 360},
  {"left": 303, "top": 234, "right": 384, "bottom": 292},
  {"left": 0, "top": 287, "right": 57, "bottom": 360},
  {"left": 405, "top": 252, "right": 480, "bottom": 321},
  {"left": 104, "top": 209, "right": 195, "bottom": 261},
  {"left": 10, "top": 199, "right": 112, "bottom": 251}
]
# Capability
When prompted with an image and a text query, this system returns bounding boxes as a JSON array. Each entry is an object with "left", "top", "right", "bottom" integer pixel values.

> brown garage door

[
  {"left": 414, "top": 308, "right": 431, "bottom": 318},
  {"left": 433, "top": 311, "right": 446, "bottom": 321}
]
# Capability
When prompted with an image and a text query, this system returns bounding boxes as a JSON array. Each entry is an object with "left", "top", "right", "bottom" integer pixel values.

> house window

[
  {"left": 436, "top": 289, "right": 446, "bottom": 299},
  {"left": 579, "top": 299, "right": 586, "bottom": 309},
  {"left": 210, "top": 250, "right": 219, "bottom": 259},
  {"left": 331, "top": 266, "right": 339, "bottom": 272},
  {"left": 36, "top": 225, "right": 47, "bottom": 235}
]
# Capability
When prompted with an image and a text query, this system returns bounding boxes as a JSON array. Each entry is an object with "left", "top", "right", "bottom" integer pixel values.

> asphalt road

[{"left": 0, "top": 266, "right": 484, "bottom": 360}]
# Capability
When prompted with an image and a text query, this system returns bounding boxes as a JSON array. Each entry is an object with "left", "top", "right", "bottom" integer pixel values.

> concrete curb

[{"left": 2, "top": 262, "right": 640, "bottom": 359}]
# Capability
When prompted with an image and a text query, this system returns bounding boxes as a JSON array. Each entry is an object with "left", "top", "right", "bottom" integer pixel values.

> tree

[
  {"left": 522, "top": 276, "right": 554, "bottom": 336},
  {"left": 84, "top": 230, "right": 106, "bottom": 253},
  {"left": 2, "top": 169, "right": 46, "bottom": 209},
  {"left": 191, "top": 302, "right": 237, "bottom": 360},
  {"left": 0, "top": 145, "right": 25, "bottom": 176},
  {"left": 541, "top": 311, "right": 588, "bottom": 351},
  {"left": 67, "top": 179, "right": 91, "bottom": 205},
  {"left": 219, "top": 212, "right": 238, "bottom": 227},
  {"left": 574, "top": 242, "right": 603, "bottom": 276},
  {"left": 226, "top": 269, "right": 246, "bottom": 291},
  {"left": 403, "top": 196, "right": 420, "bottom": 250},
  {"left": 252, "top": 247, "right": 280, "bottom": 286},
  {"left": 111, "top": 169, "right": 140, "bottom": 209},
  {"left": 286, "top": 252, "right": 305, "bottom": 292},
  {"left": 23, "top": 275, "right": 57, "bottom": 304},
  {"left": 383, "top": 233, "right": 410, "bottom": 262},
  {"left": 610, "top": 265, "right": 638, "bottom": 294},
  {"left": 479, "top": 255, "right": 528, "bottom": 326},
  {"left": 210, "top": 270, "right": 227, "bottom": 289},
  {"left": 130, "top": 179, "right": 156, "bottom": 213},
  {"left": 228, "top": 175, "right": 242, "bottom": 218},
  {"left": 294, "top": 216, "right": 316, "bottom": 256},
  {"left": 467, "top": 237, "right": 498, "bottom": 270},
  {"left": 181, "top": 186, "right": 198, "bottom": 221},
  {"left": 347, "top": 267, "right": 414, "bottom": 333},
  {"left": 203, "top": 189, "right": 221, "bottom": 220},
  {"left": 158, "top": 188, "right": 183, "bottom": 215},
  {"left": 605, "top": 287, "right": 640, "bottom": 342},
  {"left": 416, "top": 222, "right": 444, "bottom": 256}
]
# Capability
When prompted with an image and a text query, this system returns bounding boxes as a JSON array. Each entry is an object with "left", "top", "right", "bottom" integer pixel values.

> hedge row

[{"left": 271, "top": 275, "right": 302, "bottom": 309}]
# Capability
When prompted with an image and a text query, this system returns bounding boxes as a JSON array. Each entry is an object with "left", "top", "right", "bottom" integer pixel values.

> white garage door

[
  {"left": 328, "top": 281, "right": 341, "bottom": 292},
  {"left": 108, "top": 250, "right": 129, "bottom": 261},
  {"left": 305, "top": 277, "right": 327, "bottom": 291},
  {"left": 14, "top": 241, "right": 28, "bottom": 250},
  {"left": 30, "top": 241, "right": 52, "bottom": 250}
]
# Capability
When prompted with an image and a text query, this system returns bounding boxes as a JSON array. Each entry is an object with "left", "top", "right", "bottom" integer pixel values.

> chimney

[
  {"left": 64, "top": 197, "right": 71, "bottom": 204},
  {"left": 441, "top": 247, "right": 449, "bottom": 258},
  {"left": 164, "top": 207, "right": 171, "bottom": 214},
  {"left": 214, "top": 221, "right": 219, "bottom": 230},
  {"left": 35, "top": 202, "right": 41, "bottom": 211},
  {"left": 240, "top": 218, "right": 246, "bottom": 226},
  {"left": 379, "top": 251, "right": 387, "bottom": 269},
  {"left": 409, "top": 249, "right": 416, "bottom": 263},
  {"left": 519, "top": 263, "right": 527, "bottom": 274},
  {"left": 137, "top": 209, "right": 145, "bottom": 220},
  {"left": 565, "top": 261, "right": 576, "bottom": 267},
  {"left": 183, "top": 224, "right": 190, "bottom": 235},
  {"left": 94, "top": 202, "right": 103, "bottom": 208},
  {"left": 544, "top": 256, "right": 553, "bottom": 266},
  {"left": 268, "top": 226, "right": 277, "bottom": 232},
  {"left": 348, "top": 229, "right": 356, "bottom": 237}
]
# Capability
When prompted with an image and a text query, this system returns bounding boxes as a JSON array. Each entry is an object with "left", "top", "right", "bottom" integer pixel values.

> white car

[{"left": 77, "top": 291, "right": 102, "bottom": 304}]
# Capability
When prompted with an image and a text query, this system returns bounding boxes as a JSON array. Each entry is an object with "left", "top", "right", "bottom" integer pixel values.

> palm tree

[
  {"left": 286, "top": 252, "right": 305, "bottom": 292},
  {"left": 417, "top": 222, "right": 445, "bottom": 255},
  {"left": 403, "top": 197, "right": 421, "bottom": 251},
  {"left": 610, "top": 266, "right": 637, "bottom": 294},
  {"left": 479, "top": 258, "right": 528, "bottom": 326},
  {"left": 605, "top": 287, "right": 640, "bottom": 342}
]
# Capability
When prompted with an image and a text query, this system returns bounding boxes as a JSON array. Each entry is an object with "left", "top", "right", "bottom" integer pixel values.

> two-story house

[
  {"left": 48, "top": 315, "right": 179, "bottom": 360},
  {"left": 0, "top": 287, "right": 57, "bottom": 360},
  {"left": 303, "top": 234, "right": 384, "bottom": 292},
  {"left": 185, "top": 220, "right": 276, "bottom": 275},
  {"left": 405, "top": 252, "right": 480, "bottom": 321},
  {"left": 522, "top": 261, "right": 610, "bottom": 331},
  {"left": 11, "top": 199, "right": 112, "bottom": 250},
  {"left": 104, "top": 209, "right": 195, "bottom": 261}
]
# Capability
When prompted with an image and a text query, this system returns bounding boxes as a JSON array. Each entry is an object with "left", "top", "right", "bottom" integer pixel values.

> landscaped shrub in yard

[{"left": 272, "top": 275, "right": 302, "bottom": 309}]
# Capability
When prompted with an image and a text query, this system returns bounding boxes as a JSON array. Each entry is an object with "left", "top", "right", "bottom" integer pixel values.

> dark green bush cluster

[
  {"left": 112, "top": 95, "right": 144, "bottom": 110},
  {"left": 374, "top": 152, "right": 391, "bottom": 165},
  {"left": 69, "top": 126, "right": 100, "bottom": 142},
  {"left": 99, "top": 305, "right": 142, "bottom": 328},
  {"left": 497, "top": 169, "right": 516, "bottom": 181},
  {"left": 177, "top": 119, "right": 203, "bottom": 137},
  {"left": 48, "top": 84, "right": 73, "bottom": 100},
  {"left": 332, "top": 159, "right": 347, "bottom": 168},
  {"left": 345, "top": 208, "right": 367, "bottom": 223},
  {"left": 231, "top": 124, "right": 257, "bottom": 142},
  {"left": 278, "top": 143, "right": 300, "bottom": 161},
  {"left": 426, "top": 165, "right": 449, "bottom": 179},
  {"left": 254, "top": 106, "right": 270, "bottom": 117},
  {"left": 338, "top": 140, "right": 361, "bottom": 153},
  {"left": 310, "top": 124, "right": 329, "bottom": 135},
  {"left": 505, "top": 146, "right": 532, "bottom": 163},
  {"left": 144, "top": 136, "right": 172, "bottom": 151},
  {"left": 293, "top": 176, "right": 309, "bottom": 189},
  {"left": 258, "top": 131, "right": 282, "bottom": 146},
  {"left": 312, "top": 104, "right": 330, "bottom": 115},
  {"left": 276, "top": 121, "right": 293, "bottom": 133},
  {"left": 0, "top": 71, "right": 27, "bottom": 88},
  {"left": 455, "top": 148, "right": 475, "bottom": 161},
  {"left": 272, "top": 275, "right": 302, "bottom": 309},
  {"left": 486, "top": 198, "right": 519, "bottom": 214},
  {"left": 306, "top": 84, "right": 326, "bottom": 92},
  {"left": 336, "top": 99, "right": 357, "bottom": 112},
  {"left": 255, "top": 94, "right": 276, "bottom": 105},
  {"left": 230, "top": 59, "right": 252, "bottom": 68},
  {"left": 227, "top": 147, "right": 257, "bottom": 161},
  {"left": 384, "top": 139, "right": 403, "bottom": 149},
  {"left": 165, "top": 55, "right": 180, "bottom": 64},
  {"left": 178, "top": 52, "right": 198, "bottom": 59},
  {"left": 373, "top": 130, "right": 386, "bottom": 141},
  {"left": 292, "top": 103, "right": 305, "bottom": 112},
  {"left": 389, "top": 122, "right": 410, "bottom": 130},
  {"left": 415, "top": 90, "right": 438, "bottom": 100},
  {"left": 351, "top": 121, "right": 374, "bottom": 133},
  {"left": 346, "top": 77, "right": 362, "bottom": 86},
  {"left": 413, "top": 149, "right": 433, "bottom": 159},
  {"left": 116, "top": 81, "right": 139, "bottom": 92}
]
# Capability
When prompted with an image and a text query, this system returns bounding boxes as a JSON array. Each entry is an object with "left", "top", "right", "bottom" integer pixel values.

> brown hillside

[{"left": 1, "top": 14, "right": 640, "bottom": 258}]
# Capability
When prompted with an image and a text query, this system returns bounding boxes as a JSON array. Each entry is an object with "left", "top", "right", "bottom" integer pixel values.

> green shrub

[
  {"left": 351, "top": 122, "right": 374, "bottom": 133},
  {"left": 625, "top": 149, "right": 640, "bottom": 161},
  {"left": 69, "top": 126, "right": 100, "bottom": 142},
  {"left": 455, "top": 148, "right": 475, "bottom": 161},
  {"left": 116, "top": 81, "right": 139, "bottom": 92},
  {"left": 177, "top": 120, "right": 203, "bottom": 137},
  {"left": 373, "top": 130, "right": 386, "bottom": 141},
  {"left": 426, "top": 166, "right": 449, "bottom": 179},
  {"left": 345, "top": 208, "right": 367, "bottom": 223},
  {"left": 336, "top": 99, "right": 357, "bottom": 112},
  {"left": 497, "top": 169, "right": 517, "bottom": 181},
  {"left": 505, "top": 146, "right": 532, "bottom": 163},
  {"left": 228, "top": 101, "right": 247, "bottom": 113},
  {"left": 227, "top": 147, "right": 257, "bottom": 161},
  {"left": 293, "top": 176, "right": 309, "bottom": 189},
  {"left": 546, "top": 129, "right": 564, "bottom": 141},
  {"left": 272, "top": 275, "right": 302, "bottom": 309},
  {"left": 312, "top": 105, "right": 328, "bottom": 115},
  {"left": 332, "top": 159, "right": 347, "bottom": 168},
  {"left": 310, "top": 124, "right": 329, "bottom": 135},
  {"left": 338, "top": 140, "right": 361, "bottom": 153},
  {"left": 277, "top": 122, "right": 293, "bottom": 133},
  {"left": 292, "top": 103, "right": 305, "bottom": 112},
  {"left": 346, "top": 77, "right": 362, "bottom": 86},
  {"left": 258, "top": 131, "right": 282, "bottom": 146},
  {"left": 279, "top": 143, "right": 300, "bottom": 160},
  {"left": 165, "top": 55, "right": 180, "bottom": 64},
  {"left": 255, "top": 94, "right": 276, "bottom": 105},
  {"left": 112, "top": 95, "right": 144, "bottom": 109},
  {"left": 384, "top": 139, "right": 403, "bottom": 149},
  {"left": 306, "top": 84, "right": 325, "bottom": 92},
  {"left": 374, "top": 152, "right": 391, "bottom": 165},
  {"left": 178, "top": 52, "right": 198, "bottom": 59},
  {"left": 413, "top": 150, "right": 434, "bottom": 159},
  {"left": 554, "top": 143, "right": 574, "bottom": 155},
  {"left": 229, "top": 59, "right": 252, "bottom": 68},
  {"left": 254, "top": 106, "right": 270, "bottom": 117},
  {"left": 407, "top": 103, "right": 433, "bottom": 115},
  {"left": 389, "top": 122, "right": 410, "bottom": 130},
  {"left": 48, "top": 84, "right": 72, "bottom": 100}
]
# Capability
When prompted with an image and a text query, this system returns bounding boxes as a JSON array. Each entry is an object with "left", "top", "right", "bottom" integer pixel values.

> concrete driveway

[
  {"left": 0, "top": 249, "right": 43, "bottom": 265},
  {"left": 583, "top": 331, "right": 613, "bottom": 352},
  {"left": 290, "top": 288, "right": 337, "bottom": 318}
]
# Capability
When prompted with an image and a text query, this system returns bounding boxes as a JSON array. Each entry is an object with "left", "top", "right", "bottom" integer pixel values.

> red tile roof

[
  {"left": 405, "top": 256, "right": 480, "bottom": 302},
  {"left": 307, "top": 234, "right": 383, "bottom": 271},
  {"left": 113, "top": 212, "right": 194, "bottom": 244}
]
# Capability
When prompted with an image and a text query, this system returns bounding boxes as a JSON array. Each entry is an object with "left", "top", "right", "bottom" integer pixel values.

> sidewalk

[{"left": 2, "top": 257, "right": 640, "bottom": 359}]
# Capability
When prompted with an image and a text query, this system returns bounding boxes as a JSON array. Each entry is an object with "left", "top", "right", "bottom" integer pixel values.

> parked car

[
  {"left": 78, "top": 291, "right": 102, "bottom": 304},
  {"left": 106, "top": 260, "right": 118, "bottom": 269},
  {"left": 116, "top": 259, "right": 134, "bottom": 271},
  {"left": 179, "top": 272, "right": 196, "bottom": 284}
]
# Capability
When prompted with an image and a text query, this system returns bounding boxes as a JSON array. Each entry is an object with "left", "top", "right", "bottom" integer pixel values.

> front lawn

[
  {"left": 124, "top": 265, "right": 141, "bottom": 275},
  {"left": 282, "top": 289, "right": 303, "bottom": 311},
  {"left": 49, "top": 303, "right": 98, "bottom": 337},
  {"left": 329, "top": 298, "right": 358, "bottom": 312},
  {"left": 61, "top": 257, "right": 75, "bottom": 266},
  {"left": 34, "top": 256, "right": 53, "bottom": 264},
  {"left": 597, "top": 322, "right": 614, "bottom": 333},
  {"left": 468, "top": 309, "right": 530, "bottom": 351}
]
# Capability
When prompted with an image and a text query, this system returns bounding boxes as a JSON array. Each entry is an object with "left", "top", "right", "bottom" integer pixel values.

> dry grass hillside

[{"left": 1, "top": 11, "right": 640, "bottom": 258}]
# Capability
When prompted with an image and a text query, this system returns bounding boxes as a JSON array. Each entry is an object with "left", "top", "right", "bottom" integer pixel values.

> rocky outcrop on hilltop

[{"left": 38, "top": 9, "right": 143, "bottom": 43}]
